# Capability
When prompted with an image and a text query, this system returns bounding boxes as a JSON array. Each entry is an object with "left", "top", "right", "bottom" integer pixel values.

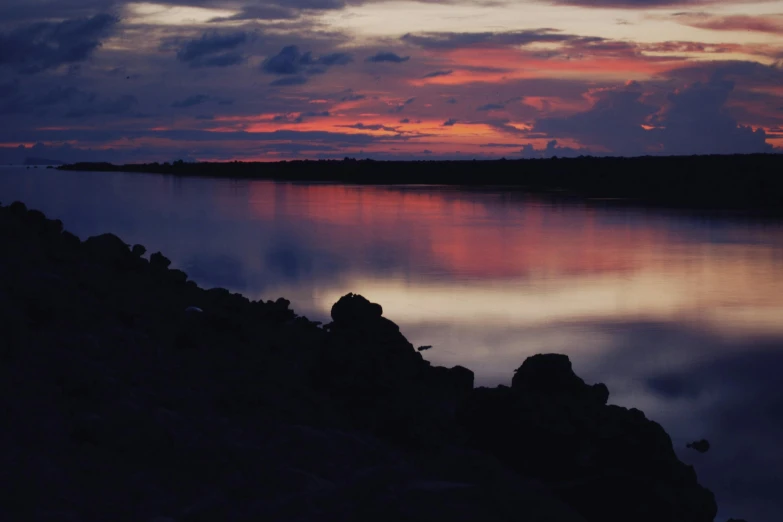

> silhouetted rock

[
  {"left": 688, "top": 439, "right": 711, "bottom": 453},
  {"left": 459, "top": 354, "right": 717, "bottom": 522},
  {"left": 150, "top": 251, "right": 172, "bottom": 270},
  {"left": 330, "top": 292, "right": 384, "bottom": 325},
  {"left": 132, "top": 244, "right": 147, "bottom": 257},
  {"left": 0, "top": 201, "right": 722, "bottom": 522},
  {"left": 512, "top": 354, "right": 610, "bottom": 405}
]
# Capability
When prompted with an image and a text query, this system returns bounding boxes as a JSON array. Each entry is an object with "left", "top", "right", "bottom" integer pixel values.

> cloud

[
  {"left": 0, "top": 85, "right": 96, "bottom": 115},
  {"left": 446, "top": 97, "right": 458, "bottom": 104},
  {"left": 534, "top": 77, "right": 774, "bottom": 156},
  {"left": 64, "top": 94, "right": 138, "bottom": 118},
  {"left": 366, "top": 52, "right": 410, "bottom": 63},
  {"left": 171, "top": 94, "right": 210, "bottom": 108},
  {"left": 338, "top": 123, "right": 399, "bottom": 132},
  {"left": 477, "top": 103, "right": 506, "bottom": 111},
  {"left": 534, "top": 84, "right": 660, "bottom": 155},
  {"left": 0, "top": 80, "right": 19, "bottom": 99},
  {"left": 262, "top": 45, "right": 353, "bottom": 76},
  {"left": 210, "top": 0, "right": 350, "bottom": 22},
  {"left": 552, "top": 0, "right": 744, "bottom": 7},
  {"left": 651, "top": 77, "right": 773, "bottom": 155},
  {"left": 423, "top": 70, "right": 453, "bottom": 78},
  {"left": 480, "top": 143, "right": 525, "bottom": 148},
  {"left": 401, "top": 29, "right": 599, "bottom": 50},
  {"left": 270, "top": 76, "right": 309, "bottom": 86},
  {"left": 341, "top": 93, "right": 366, "bottom": 102},
  {"left": 176, "top": 31, "right": 248, "bottom": 68},
  {"left": 442, "top": 118, "right": 458, "bottom": 126},
  {"left": 274, "top": 110, "right": 331, "bottom": 123},
  {"left": 399, "top": 118, "right": 410, "bottom": 123},
  {"left": 302, "top": 51, "right": 353, "bottom": 67},
  {"left": 678, "top": 14, "right": 783, "bottom": 34},
  {"left": 0, "top": 13, "right": 118, "bottom": 74},
  {"left": 389, "top": 97, "right": 416, "bottom": 113}
]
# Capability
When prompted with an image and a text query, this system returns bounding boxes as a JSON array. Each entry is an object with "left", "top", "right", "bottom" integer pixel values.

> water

[{"left": 2, "top": 165, "right": 782, "bottom": 521}]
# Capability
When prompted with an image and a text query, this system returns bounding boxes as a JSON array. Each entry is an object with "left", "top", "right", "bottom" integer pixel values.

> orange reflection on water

[{"left": 234, "top": 182, "right": 783, "bottom": 344}]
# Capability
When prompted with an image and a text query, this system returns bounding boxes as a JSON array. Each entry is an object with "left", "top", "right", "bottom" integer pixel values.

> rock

[
  {"left": 150, "top": 252, "right": 172, "bottom": 270},
  {"left": 83, "top": 234, "right": 133, "bottom": 268},
  {"left": 512, "top": 354, "right": 609, "bottom": 405},
  {"left": 132, "top": 244, "right": 147, "bottom": 257},
  {"left": 687, "top": 439, "right": 711, "bottom": 453},
  {"left": 330, "top": 293, "right": 384, "bottom": 324},
  {"left": 168, "top": 269, "right": 188, "bottom": 284},
  {"left": 8, "top": 200, "right": 27, "bottom": 215},
  {"left": 459, "top": 354, "right": 718, "bottom": 522}
]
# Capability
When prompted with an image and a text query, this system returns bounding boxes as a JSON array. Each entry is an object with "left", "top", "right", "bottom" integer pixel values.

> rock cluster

[{"left": 0, "top": 200, "right": 722, "bottom": 522}]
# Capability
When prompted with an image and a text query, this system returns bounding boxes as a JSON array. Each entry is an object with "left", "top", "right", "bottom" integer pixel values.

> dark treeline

[{"left": 59, "top": 153, "right": 783, "bottom": 215}]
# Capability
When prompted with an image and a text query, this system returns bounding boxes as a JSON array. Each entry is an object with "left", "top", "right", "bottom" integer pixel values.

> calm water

[{"left": 2, "top": 166, "right": 783, "bottom": 521}]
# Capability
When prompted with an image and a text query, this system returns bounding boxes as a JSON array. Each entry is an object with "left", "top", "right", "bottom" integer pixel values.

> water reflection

[{"left": 1, "top": 166, "right": 782, "bottom": 521}]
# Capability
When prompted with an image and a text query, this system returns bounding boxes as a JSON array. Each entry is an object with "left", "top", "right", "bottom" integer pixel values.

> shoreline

[
  {"left": 1, "top": 199, "right": 724, "bottom": 522},
  {"left": 57, "top": 153, "right": 783, "bottom": 218}
]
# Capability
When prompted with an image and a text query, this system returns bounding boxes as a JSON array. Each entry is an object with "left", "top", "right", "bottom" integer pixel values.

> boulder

[
  {"left": 512, "top": 353, "right": 608, "bottom": 405},
  {"left": 331, "top": 293, "right": 383, "bottom": 324},
  {"left": 150, "top": 252, "right": 172, "bottom": 271},
  {"left": 458, "top": 354, "right": 718, "bottom": 522}
]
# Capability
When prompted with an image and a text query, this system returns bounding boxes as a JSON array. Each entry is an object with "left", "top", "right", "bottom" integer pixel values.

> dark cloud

[
  {"left": 446, "top": 97, "right": 458, "bottom": 104},
  {"left": 389, "top": 97, "right": 416, "bottom": 113},
  {"left": 402, "top": 29, "right": 600, "bottom": 50},
  {"left": 341, "top": 93, "right": 366, "bottom": 101},
  {"left": 262, "top": 45, "right": 353, "bottom": 76},
  {"left": 480, "top": 143, "right": 524, "bottom": 148},
  {"left": 0, "top": 128, "right": 419, "bottom": 147},
  {"left": 534, "top": 84, "right": 659, "bottom": 155},
  {"left": 442, "top": 118, "right": 458, "bottom": 126},
  {"left": 0, "top": 85, "right": 96, "bottom": 115},
  {"left": 0, "top": 80, "right": 19, "bottom": 98},
  {"left": 477, "top": 103, "right": 506, "bottom": 111},
  {"left": 302, "top": 51, "right": 353, "bottom": 66},
  {"left": 171, "top": 94, "right": 210, "bottom": 108},
  {"left": 65, "top": 94, "right": 138, "bottom": 118},
  {"left": 423, "top": 69, "right": 453, "bottom": 78},
  {"left": 338, "top": 123, "right": 398, "bottom": 131},
  {"left": 274, "top": 110, "right": 331, "bottom": 123},
  {"left": 211, "top": 0, "right": 350, "bottom": 21},
  {"left": 366, "top": 52, "right": 410, "bottom": 63},
  {"left": 651, "top": 77, "right": 773, "bottom": 155},
  {"left": 534, "top": 77, "right": 774, "bottom": 155},
  {"left": 176, "top": 31, "right": 248, "bottom": 68},
  {"left": 664, "top": 60, "right": 783, "bottom": 88},
  {"left": 399, "top": 118, "right": 410, "bottom": 123},
  {"left": 270, "top": 76, "right": 309, "bottom": 86},
  {"left": 0, "top": 14, "right": 118, "bottom": 74}
]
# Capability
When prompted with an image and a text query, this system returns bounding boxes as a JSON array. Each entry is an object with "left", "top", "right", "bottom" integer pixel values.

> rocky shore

[{"left": 1, "top": 200, "right": 721, "bottom": 522}]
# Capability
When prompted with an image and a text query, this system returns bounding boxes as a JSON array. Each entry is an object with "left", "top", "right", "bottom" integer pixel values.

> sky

[{"left": 0, "top": 0, "right": 782, "bottom": 162}]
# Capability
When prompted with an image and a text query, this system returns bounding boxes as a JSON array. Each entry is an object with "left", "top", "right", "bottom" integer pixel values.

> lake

[{"left": 2, "top": 165, "right": 782, "bottom": 521}]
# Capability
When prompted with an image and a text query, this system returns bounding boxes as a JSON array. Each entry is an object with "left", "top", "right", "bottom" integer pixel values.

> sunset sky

[{"left": 1, "top": 0, "right": 782, "bottom": 162}]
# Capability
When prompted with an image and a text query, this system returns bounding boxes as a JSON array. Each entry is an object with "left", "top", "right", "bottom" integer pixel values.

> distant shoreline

[{"left": 58, "top": 154, "right": 783, "bottom": 216}]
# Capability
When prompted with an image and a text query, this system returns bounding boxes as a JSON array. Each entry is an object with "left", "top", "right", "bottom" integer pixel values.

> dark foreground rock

[{"left": 0, "top": 200, "right": 720, "bottom": 522}]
